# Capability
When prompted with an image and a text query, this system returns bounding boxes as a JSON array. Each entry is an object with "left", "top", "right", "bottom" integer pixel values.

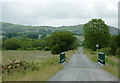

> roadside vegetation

[
  {"left": 82, "top": 19, "right": 119, "bottom": 78},
  {"left": 1, "top": 18, "right": 119, "bottom": 81},
  {"left": 2, "top": 49, "right": 78, "bottom": 81},
  {"left": 2, "top": 31, "right": 79, "bottom": 54},
  {"left": 83, "top": 48, "right": 118, "bottom": 78},
  {"left": 1, "top": 24, "right": 80, "bottom": 81}
]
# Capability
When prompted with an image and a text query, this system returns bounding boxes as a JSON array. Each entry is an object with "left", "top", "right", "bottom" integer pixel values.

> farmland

[
  {"left": 2, "top": 50, "right": 53, "bottom": 65},
  {"left": 2, "top": 49, "right": 78, "bottom": 81}
]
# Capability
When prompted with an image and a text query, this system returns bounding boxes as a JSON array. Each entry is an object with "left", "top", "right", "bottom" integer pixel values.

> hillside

[
  {"left": 1, "top": 22, "right": 119, "bottom": 35},
  {"left": 109, "top": 26, "right": 119, "bottom": 35}
]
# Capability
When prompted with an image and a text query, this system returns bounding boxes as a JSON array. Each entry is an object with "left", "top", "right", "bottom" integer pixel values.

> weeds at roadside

[{"left": 83, "top": 47, "right": 118, "bottom": 78}]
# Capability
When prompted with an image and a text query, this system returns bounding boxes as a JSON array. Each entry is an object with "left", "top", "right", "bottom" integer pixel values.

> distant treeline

[{"left": 2, "top": 31, "right": 79, "bottom": 54}]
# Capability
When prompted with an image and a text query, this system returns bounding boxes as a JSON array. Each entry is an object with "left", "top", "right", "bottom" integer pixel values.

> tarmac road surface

[{"left": 49, "top": 48, "right": 118, "bottom": 81}]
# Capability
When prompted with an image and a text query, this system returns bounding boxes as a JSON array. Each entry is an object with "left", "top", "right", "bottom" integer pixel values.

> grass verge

[
  {"left": 2, "top": 56, "right": 63, "bottom": 81},
  {"left": 83, "top": 47, "right": 118, "bottom": 78},
  {"left": 65, "top": 48, "right": 79, "bottom": 63},
  {"left": 2, "top": 48, "right": 78, "bottom": 81}
]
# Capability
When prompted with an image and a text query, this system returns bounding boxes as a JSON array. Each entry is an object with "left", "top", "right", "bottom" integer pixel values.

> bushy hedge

[
  {"left": 44, "top": 47, "right": 50, "bottom": 51},
  {"left": 2, "top": 37, "right": 46, "bottom": 50}
]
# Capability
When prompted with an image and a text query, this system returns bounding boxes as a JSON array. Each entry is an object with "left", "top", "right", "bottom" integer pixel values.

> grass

[
  {"left": 2, "top": 48, "right": 78, "bottom": 81},
  {"left": 83, "top": 47, "right": 118, "bottom": 78},
  {"left": 3, "top": 56, "right": 64, "bottom": 81},
  {"left": 83, "top": 48, "right": 98, "bottom": 62},
  {"left": 2, "top": 50, "right": 53, "bottom": 65},
  {"left": 75, "top": 35, "right": 84, "bottom": 41}
]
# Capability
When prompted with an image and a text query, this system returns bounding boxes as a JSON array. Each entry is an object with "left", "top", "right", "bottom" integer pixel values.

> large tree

[
  {"left": 49, "top": 31, "right": 76, "bottom": 54},
  {"left": 83, "top": 19, "right": 111, "bottom": 50}
]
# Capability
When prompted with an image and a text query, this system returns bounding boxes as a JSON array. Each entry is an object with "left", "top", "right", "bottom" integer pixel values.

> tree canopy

[
  {"left": 49, "top": 31, "right": 77, "bottom": 54},
  {"left": 83, "top": 19, "right": 111, "bottom": 50}
]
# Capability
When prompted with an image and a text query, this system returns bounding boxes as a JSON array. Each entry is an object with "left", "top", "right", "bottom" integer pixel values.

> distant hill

[
  {"left": 109, "top": 26, "right": 119, "bottom": 35},
  {"left": 1, "top": 22, "right": 119, "bottom": 35}
]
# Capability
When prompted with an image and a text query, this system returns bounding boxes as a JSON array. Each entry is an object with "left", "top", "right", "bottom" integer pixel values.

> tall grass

[
  {"left": 3, "top": 56, "right": 64, "bottom": 81},
  {"left": 83, "top": 47, "right": 118, "bottom": 78},
  {"left": 2, "top": 48, "right": 78, "bottom": 81},
  {"left": 2, "top": 50, "right": 53, "bottom": 65},
  {"left": 83, "top": 48, "right": 98, "bottom": 62}
]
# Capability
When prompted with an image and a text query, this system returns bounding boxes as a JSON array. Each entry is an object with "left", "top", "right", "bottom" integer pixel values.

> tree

[
  {"left": 83, "top": 19, "right": 111, "bottom": 50},
  {"left": 27, "top": 33, "right": 39, "bottom": 39},
  {"left": 49, "top": 31, "right": 76, "bottom": 54},
  {"left": 4, "top": 38, "right": 21, "bottom": 50},
  {"left": 109, "top": 35, "right": 120, "bottom": 55}
]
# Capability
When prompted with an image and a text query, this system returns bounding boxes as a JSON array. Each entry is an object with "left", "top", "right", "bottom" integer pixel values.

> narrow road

[{"left": 49, "top": 48, "right": 118, "bottom": 81}]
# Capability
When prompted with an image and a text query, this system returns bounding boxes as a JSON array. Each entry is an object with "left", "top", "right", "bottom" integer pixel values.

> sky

[{"left": 1, "top": 0, "right": 119, "bottom": 27}]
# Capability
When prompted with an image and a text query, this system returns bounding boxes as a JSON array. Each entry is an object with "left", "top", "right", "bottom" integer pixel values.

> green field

[
  {"left": 2, "top": 49, "right": 78, "bottom": 81},
  {"left": 75, "top": 35, "right": 84, "bottom": 41}
]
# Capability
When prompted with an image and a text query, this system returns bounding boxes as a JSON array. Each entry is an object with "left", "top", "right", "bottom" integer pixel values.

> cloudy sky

[{"left": 1, "top": 0, "right": 119, "bottom": 27}]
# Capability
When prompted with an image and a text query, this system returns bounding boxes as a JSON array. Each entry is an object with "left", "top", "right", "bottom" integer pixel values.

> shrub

[
  {"left": 17, "top": 48, "right": 24, "bottom": 51},
  {"left": 116, "top": 48, "right": 120, "bottom": 56},
  {"left": 37, "top": 47, "right": 42, "bottom": 50},
  {"left": 81, "top": 40, "right": 85, "bottom": 47},
  {"left": 4, "top": 38, "right": 21, "bottom": 50},
  {"left": 44, "top": 47, "right": 50, "bottom": 51},
  {"left": 99, "top": 48, "right": 111, "bottom": 55},
  {"left": 109, "top": 35, "right": 120, "bottom": 55}
]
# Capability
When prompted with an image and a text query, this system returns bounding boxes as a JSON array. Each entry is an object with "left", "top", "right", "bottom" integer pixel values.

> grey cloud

[
  {"left": 93, "top": 1, "right": 117, "bottom": 18},
  {"left": 1, "top": 0, "right": 118, "bottom": 27}
]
